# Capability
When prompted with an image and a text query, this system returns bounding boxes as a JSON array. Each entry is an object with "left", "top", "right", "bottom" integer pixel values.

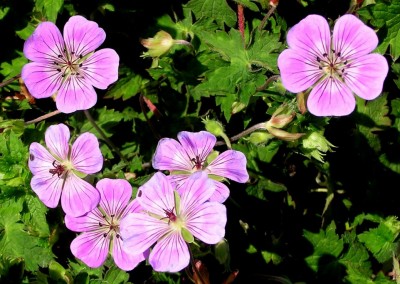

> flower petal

[
  {"left": 179, "top": 172, "right": 215, "bottom": 212},
  {"left": 152, "top": 138, "right": 192, "bottom": 171},
  {"left": 307, "top": 78, "right": 355, "bottom": 116},
  {"left": 65, "top": 208, "right": 104, "bottom": 232},
  {"left": 71, "top": 132, "right": 103, "bottom": 174},
  {"left": 177, "top": 131, "right": 216, "bottom": 162},
  {"left": 54, "top": 77, "right": 97, "bottom": 113},
  {"left": 63, "top": 15, "right": 106, "bottom": 56},
  {"left": 333, "top": 14, "right": 378, "bottom": 59},
  {"left": 61, "top": 173, "right": 100, "bottom": 217},
  {"left": 136, "top": 172, "right": 175, "bottom": 216},
  {"left": 112, "top": 237, "right": 146, "bottom": 271},
  {"left": 120, "top": 212, "right": 170, "bottom": 254},
  {"left": 82, "top": 49, "right": 119, "bottom": 89},
  {"left": 70, "top": 231, "right": 109, "bottom": 268},
  {"left": 21, "top": 62, "right": 63, "bottom": 99},
  {"left": 45, "top": 124, "right": 70, "bottom": 161},
  {"left": 29, "top": 142, "right": 55, "bottom": 176},
  {"left": 185, "top": 202, "right": 227, "bottom": 244},
  {"left": 149, "top": 232, "right": 189, "bottom": 272},
  {"left": 278, "top": 49, "right": 323, "bottom": 93},
  {"left": 96, "top": 179, "right": 132, "bottom": 217},
  {"left": 208, "top": 180, "right": 230, "bottom": 203},
  {"left": 23, "top": 21, "right": 64, "bottom": 63},
  {"left": 207, "top": 150, "right": 249, "bottom": 183},
  {"left": 31, "top": 174, "right": 63, "bottom": 208},
  {"left": 344, "top": 54, "right": 389, "bottom": 100}
]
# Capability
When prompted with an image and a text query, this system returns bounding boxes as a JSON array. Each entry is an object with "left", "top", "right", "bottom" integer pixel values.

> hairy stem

[
  {"left": 188, "top": 244, "right": 206, "bottom": 284},
  {"left": 25, "top": 110, "right": 61, "bottom": 125},
  {"left": 238, "top": 4, "right": 245, "bottom": 41},
  {"left": 215, "top": 122, "right": 267, "bottom": 146},
  {"left": 0, "top": 74, "right": 21, "bottom": 88},
  {"left": 83, "top": 109, "right": 128, "bottom": 163},
  {"left": 258, "top": 4, "right": 277, "bottom": 31}
]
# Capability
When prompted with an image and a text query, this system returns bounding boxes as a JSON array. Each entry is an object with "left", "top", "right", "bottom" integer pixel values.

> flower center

[
  {"left": 49, "top": 160, "right": 66, "bottom": 178},
  {"left": 53, "top": 48, "right": 88, "bottom": 80},
  {"left": 316, "top": 49, "right": 350, "bottom": 81},
  {"left": 99, "top": 213, "right": 122, "bottom": 240},
  {"left": 191, "top": 155, "right": 204, "bottom": 171}
]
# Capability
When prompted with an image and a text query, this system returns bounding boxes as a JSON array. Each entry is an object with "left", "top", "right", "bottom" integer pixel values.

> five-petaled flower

[
  {"left": 65, "top": 178, "right": 146, "bottom": 270},
  {"left": 152, "top": 131, "right": 249, "bottom": 203},
  {"left": 278, "top": 14, "right": 388, "bottom": 116},
  {"left": 21, "top": 15, "right": 119, "bottom": 113},
  {"left": 120, "top": 172, "right": 227, "bottom": 272},
  {"left": 28, "top": 123, "right": 103, "bottom": 217}
]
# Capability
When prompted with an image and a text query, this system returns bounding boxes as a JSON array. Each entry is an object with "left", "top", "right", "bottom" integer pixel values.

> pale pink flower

[
  {"left": 278, "top": 14, "right": 388, "bottom": 116},
  {"left": 28, "top": 124, "right": 103, "bottom": 217},
  {"left": 21, "top": 15, "right": 119, "bottom": 113},
  {"left": 65, "top": 179, "right": 146, "bottom": 270},
  {"left": 120, "top": 172, "right": 227, "bottom": 273},
  {"left": 152, "top": 131, "right": 249, "bottom": 203}
]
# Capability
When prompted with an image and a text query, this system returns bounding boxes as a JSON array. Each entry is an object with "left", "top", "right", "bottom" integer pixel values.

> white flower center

[{"left": 316, "top": 49, "right": 350, "bottom": 82}]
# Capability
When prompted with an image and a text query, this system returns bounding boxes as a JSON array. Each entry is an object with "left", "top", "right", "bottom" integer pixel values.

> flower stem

[
  {"left": 0, "top": 74, "right": 21, "bottom": 88},
  {"left": 188, "top": 244, "right": 206, "bottom": 284},
  {"left": 258, "top": 4, "right": 277, "bottom": 31},
  {"left": 24, "top": 110, "right": 61, "bottom": 125},
  {"left": 215, "top": 122, "right": 267, "bottom": 146},
  {"left": 237, "top": 4, "right": 245, "bottom": 41},
  {"left": 83, "top": 109, "right": 128, "bottom": 163}
]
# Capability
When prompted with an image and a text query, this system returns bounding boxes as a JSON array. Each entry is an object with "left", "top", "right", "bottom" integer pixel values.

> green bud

[
  {"left": 301, "top": 132, "right": 336, "bottom": 162},
  {"left": 214, "top": 238, "right": 230, "bottom": 268},
  {"left": 141, "top": 30, "right": 175, "bottom": 58},
  {"left": 247, "top": 131, "right": 273, "bottom": 145},
  {"left": 202, "top": 118, "right": 225, "bottom": 137}
]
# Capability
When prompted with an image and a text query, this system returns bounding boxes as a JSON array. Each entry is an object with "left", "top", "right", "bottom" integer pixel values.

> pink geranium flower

[
  {"left": 21, "top": 15, "right": 119, "bottom": 113},
  {"left": 152, "top": 131, "right": 249, "bottom": 203},
  {"left": 120, "top": 172, "right": 227, "bottom": 273},
  {"left": 278, "top": 14, "right": 388, "bottom": 116},
  {"left": 28, "top": 124, "right": 103, "bottom": 217},
  {"left": 65, "top": 179, "right": 146, "bottom": 270}
]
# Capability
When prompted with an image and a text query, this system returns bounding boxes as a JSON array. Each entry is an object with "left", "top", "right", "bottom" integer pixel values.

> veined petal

[
  {"left": 122, "top": 199, "right": 143, "bottom": 219},
  {"left": 208, "top": 180, "right": 230, "bottom": 203},
  {"left": 23, "top": 21, "right": 64, "bottom": 63},
  {"left": 179, "top": 172, "right": 215, "bottom": 213},
  {"left": 31, "top": 174, "right": 63, "bottom": 208},
  {"left": 177, "top": 131, "right": 216, "bottom": 163},
  {"left": 61, "top": 173, "right": 100, "bottom": 217},
  {"left": 278, "top": 49, "right": 323, "bottom": 93},
  {"left": 136, "top": 172, "right": 175, "bottom": 216},
  {"left": 185, "top": 202, "right": 226, "bottom": 244},
  {"left": 29, "top": 142, "right": 55, "bottom": 176},
  {"left": 55, "top": 77, "right": 97, "bottom": 113},
  {"left": 333, "top": 14, "right": 378, "bottom": 59},
  {"left": 96, "top": 179, "right": 132, "bottom": 217},
  {"left": 152, "top": 138, "right": 193, "bottom": 171},
  {"left": 307, "top": 78, "right": 355, "bottom": 116},
  {"left": 63, "top": 15, "right": 106, "bottom": 56},
  {"left": 149, "top": 232, "right": 189, "bottom": 272},
  {"left": 45, "top": 124, "right": 70, "bottom": 161},
  {"left": 286, "top": 15, "right": 330, "bottom": 62},
  {"left": 70, "top": 231, "right": 109, "bottom": 268},
  {"left": 120, "top": 212, "right": 171, "bottom": 254},
  {"left": 71, "top": 132, "right": 103, "bottom": 174},
  {"left": 112, "top": 237, "right": 146, "bottom": 271},
  {"left": 82, "top": 49, "right": 119, "bottom": 89},
  {"left": 206, "top": 150, "right": 249, "bottom": 183},
  {"left": 344, "top": 54, "right": 389, "bottom": 100},
  {"left": 65, "top": 208, "right": 104, "bottom": 232},
  {"left": 21, "top": 62, "right": 63, "bottom": 99}
]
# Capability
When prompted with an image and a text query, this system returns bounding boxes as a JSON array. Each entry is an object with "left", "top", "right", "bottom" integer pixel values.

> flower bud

[
  {"left": 214, "top": 238, "right": 230, "bottom": 268},
  {"left": 247, "top": 131, "right": 273, "bottom": 145},
  {"left": 266, "top": 126, "right": 304, "bottom": 142},
  {"left": 301, "top": 132, "right": 335, "bottom": 162},
  {"left": 141, "top": 30, "right": 175, "bottom": 58},
  {"left": 202, "top": 118, "right": 225, "bottom": 137}
]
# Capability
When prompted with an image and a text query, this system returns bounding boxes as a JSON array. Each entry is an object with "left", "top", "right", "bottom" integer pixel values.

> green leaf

[
  {"left": 104, "top": 266, "right": 130, "bottom": 284},
  {"left": 22, "top": 195, "right": 50, "bottom": 238},
  {"left": 35, "top": 0, "right": 64, "bottom": 22},
  {"left": 234, "top": 0, "right": 259, "bottom": 12},
  {"left": 358, "top": 0, "right": 400, "bottom": 60},
  {"left": 105, "top": 74, "right": 147, "bottom": 101},
  {"left": 358, "top": 216, "right": 400, "bottom": 263},
  {"left": 186, "top": 0, "right": 236, "bottom": 28},
  {"left": 0, "top": 6, "right": 10, "bottom": 20},
  {"left": 303, "top": 222, "right": 344, "bottom": 272}
]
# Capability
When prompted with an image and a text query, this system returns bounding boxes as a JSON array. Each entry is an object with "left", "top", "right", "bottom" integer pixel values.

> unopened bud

[
  {"left": 297, "top": 92, "right": 307, "bottom": 114},
  {"left": 141, "top": 30, "right": 175, "bottom": 58},
  {"left": 269, "top": 0, "right": 279, "bottom": 7},
  {"left": 301, "top": 132, "right": 335, "bottom": 162},
  {"left": 214, "top": 238, "right": 230, "bottom": 268},
  {"left": 231, "top": 101, "right": 246, "bottom": 114},
  {"left": 202, "top": 118, "right": 225, "bottom": 137},
  {"left": 266, "top": 126, "right": 304, "bottom": 142},
  {"left": 247, "top": 131, "right": 273, "bottom": 145}
]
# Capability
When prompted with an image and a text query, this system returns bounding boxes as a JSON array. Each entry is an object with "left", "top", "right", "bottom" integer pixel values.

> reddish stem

[{"left": 237, "top": 4, "right": 245, "bottom": 41}]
